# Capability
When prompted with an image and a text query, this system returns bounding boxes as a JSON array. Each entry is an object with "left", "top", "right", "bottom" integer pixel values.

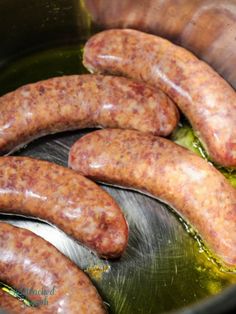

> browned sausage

[
  {"left": 0, "top": 289, "right": 35, "bottom": 314},
  {"left": 83, "top": 29, "right": 236, "bottom": 168},
  {"left": 0, "top": 222, "right": 107, "bottom": 313},
  {"left": 69, "top": 129, "right": 236, "bottom": 269},
  {"left": 0, "top": 157, "right": 128, "bottom": 258},
  {"left": 0, "top": 74, "right": 179, "bottom": 155}
]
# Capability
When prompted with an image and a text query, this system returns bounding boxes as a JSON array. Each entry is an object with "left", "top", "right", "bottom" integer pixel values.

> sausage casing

[
  {"left": 69, "top": 129, "right": 236, "bottom": 268},
  {"left": 0, "top": 222, "right": 106, "bottom": 314},
  {"left": 0, "top": 74, "right": 179, "bottom": 155},
  {"left": 0, "top": 157, "right": 128, "bottom": 258},
  {"left": 83, "top": 29, "right": 236, "bottom": 167},
  {"left": 0, "top": 288, "right": 40, "bottom": 314}
]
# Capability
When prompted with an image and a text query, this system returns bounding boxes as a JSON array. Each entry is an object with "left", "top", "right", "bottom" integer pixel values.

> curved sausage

[
  {"left": 69, "top": 129, "right": 236, "bottom": 269},
  {"left": 0, "top": 74, "right": 179, "bottom": 155},
  {"left": 83, "top": 29, "right": 236, "bottom": 168},
  {"left": 0, "top": 157, "right": 128, "bottom": 258},
  {"left": 0, "top": 222, "right": 107, "bottom": 313}
]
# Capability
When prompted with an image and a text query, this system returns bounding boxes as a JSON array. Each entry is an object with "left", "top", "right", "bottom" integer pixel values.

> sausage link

[
  {"left": 69, "top": 129, "right": 236, "bottom": 268},
  {"left": 83, "top": 29, "right": 236, "bottom": 167},
  {"left": 0, "top": 157, "right": 128, "bottom": 258},
  {"left": 0, "top": 288, "right": 39, "bottom": 314},
  {"left": 0, "top": 74, "right": 179, "bottom": 155},
  {"left": 0, "top": 222, "right": 106, "bottom": 313}
]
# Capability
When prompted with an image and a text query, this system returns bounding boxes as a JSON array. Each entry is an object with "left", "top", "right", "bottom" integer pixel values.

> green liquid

[
  {"left": 0, "top": 43, "right": 88, "bottom": 96},
  {"left": 171, "top": 122, "right": 236, "bottom": 188}
]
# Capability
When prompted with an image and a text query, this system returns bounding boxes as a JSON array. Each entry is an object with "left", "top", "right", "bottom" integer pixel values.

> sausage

[
  {"left": 0, "top": 288, "right": 37, "bottom": 314},
  {"left": 0, "top": 285, "right": 65, "bottom": 314},
  {"left": 0, "top": 222, "right": 107, "bottom": 313},
  {"left": 0, "top": 74, "right": 179, "bottom": 155},
  {"left": 0, "top": 156, "right": 128, "bottom": 258},
  {"left": 83, "top": 29, "right": 236, "bottom": 168},
  {"left": 69, "top": 129, "right": 236, "bottom": 269}
]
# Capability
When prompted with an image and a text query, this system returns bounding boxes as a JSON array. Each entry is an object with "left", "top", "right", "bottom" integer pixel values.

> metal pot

[{"left": 0, "top": 1, "right": 236, "bottom": 313}]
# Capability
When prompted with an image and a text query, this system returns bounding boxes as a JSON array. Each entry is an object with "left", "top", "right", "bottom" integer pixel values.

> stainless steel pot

[{"left": 0, "top": 1, "right": 236, "bottom": 313}]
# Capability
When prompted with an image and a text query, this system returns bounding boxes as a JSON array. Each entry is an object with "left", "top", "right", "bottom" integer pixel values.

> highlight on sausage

[
  {"left": 0, "top": 222, "right": 107, "bottom": 314},
  {"left": 69, "top": 129, "right": 236, "bottom": 269},
  {"left": 83, "top": 29, "right": 236, "bottom": 168},
  {"left": 0, "top": 156, "right": 128, "bottom": 259},
  {"left": 0, "top": 74, "right": 179, "bottom": 155}
]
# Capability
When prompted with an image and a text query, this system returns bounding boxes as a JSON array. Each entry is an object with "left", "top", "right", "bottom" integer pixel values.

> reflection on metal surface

[{"left": 0, "top": 46, "right": 235, "bottom": 313}]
